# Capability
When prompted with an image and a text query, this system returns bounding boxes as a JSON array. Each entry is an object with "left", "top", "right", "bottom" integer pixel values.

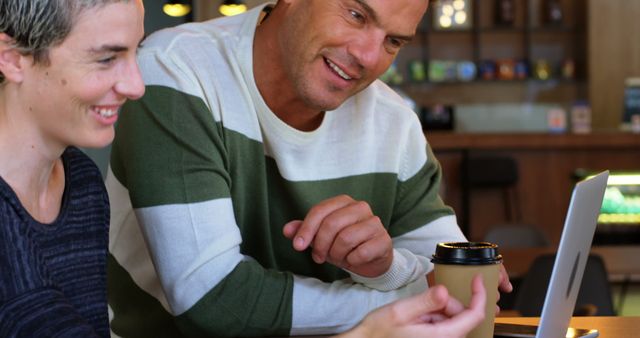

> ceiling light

[
  {"left": 454, "top": 11, "right": 467, "bottom": 24},
  {"left": 163, "top": 0, "right": 191, "bottom": 17},
  {"left": 434, "top": 0, "right": 472, "bottom": 30},
  {"left": 219, "top": 0, "right": 247, "bottom": 16}
]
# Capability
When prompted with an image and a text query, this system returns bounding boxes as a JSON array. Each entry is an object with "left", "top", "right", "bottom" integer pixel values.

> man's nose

[{"left": 347, "top": 32, "right": 385, "bottom": 72}]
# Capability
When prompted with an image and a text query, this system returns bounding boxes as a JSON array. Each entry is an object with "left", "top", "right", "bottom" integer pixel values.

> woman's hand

[{"left": 337, "top": 275, "right": 487, "bottom": 338}]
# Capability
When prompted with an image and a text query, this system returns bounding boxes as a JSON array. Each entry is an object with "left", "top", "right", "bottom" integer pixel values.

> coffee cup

[{"left": 431, "top": 242, "right": 503, "bottom": 338}]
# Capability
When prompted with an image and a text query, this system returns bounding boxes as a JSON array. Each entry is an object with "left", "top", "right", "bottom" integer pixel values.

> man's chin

[{"left": 304, "top": 93, "right": 352, "bottom": 112}]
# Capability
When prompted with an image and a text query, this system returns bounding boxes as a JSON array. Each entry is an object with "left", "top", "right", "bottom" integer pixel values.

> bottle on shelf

[
  {"left": 495, "top": 0, "right": 516, "bottom": 26},
  {"left": 542, "top": 0, "right": 564, "bottom": 25}
]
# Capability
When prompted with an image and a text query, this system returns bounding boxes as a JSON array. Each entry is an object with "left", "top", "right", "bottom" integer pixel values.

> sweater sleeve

[
  {"left": 388, "top": 140, "right": 467, "bottom": 275},
  {"left": 346, "top": 112, "right": 466, "bottom": 291}
]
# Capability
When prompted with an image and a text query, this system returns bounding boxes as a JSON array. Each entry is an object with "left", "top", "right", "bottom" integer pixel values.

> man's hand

[
  {"left": 498, "top": 263, "right": 513, "bottom": 293},
  {"left": 494, "top": 263, "right": 513, "bottom": 314},
  {"left": 282, "top": 195, "right": 393, "bottom": 277},
  {"left": 337, "top": 275, "right": 487, "bottom": 338}
]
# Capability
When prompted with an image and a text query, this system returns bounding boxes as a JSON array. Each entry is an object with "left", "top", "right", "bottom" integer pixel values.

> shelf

[
  {"left": 403, "top": 78, "right": 580, "bottom": 85},
  {"left": 400, "top": 79, "right": 585, "bottom": 105},
  {"left": 478, "top": 27, "right": 526, "bottom": 33},
  {"left": 530, "top": 26, "right": 577, "bottom": 33},
  {"left": 423, "top": 29, "right": 474, "bottom": 34},
  {"left": 425, "top": 132, "right": 640, "bottom": 151},
  {"left": 396, "top": 0, "right": 586, "bottom": 106}
]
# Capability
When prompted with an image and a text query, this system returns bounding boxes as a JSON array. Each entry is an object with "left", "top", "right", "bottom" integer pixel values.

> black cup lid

[{"left": 431, "top": 242, "right": 502, "bottom": 265}]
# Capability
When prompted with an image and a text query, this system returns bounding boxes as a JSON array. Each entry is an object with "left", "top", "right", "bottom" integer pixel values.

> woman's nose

[{"left": 115, "top": 58, "right": 145, "bottom": 100}]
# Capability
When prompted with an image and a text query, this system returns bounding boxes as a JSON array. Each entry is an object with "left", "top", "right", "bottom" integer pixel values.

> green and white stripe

[{"left": 107, "top": 4, "right": 465, "bottom": 337}]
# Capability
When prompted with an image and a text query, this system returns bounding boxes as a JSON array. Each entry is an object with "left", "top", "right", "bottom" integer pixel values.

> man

[{"left": 106, "top": 0, "right": 510, "bottom": 337}]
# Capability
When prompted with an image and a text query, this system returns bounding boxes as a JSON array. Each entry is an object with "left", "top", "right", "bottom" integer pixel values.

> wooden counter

[
  {"left": 288, "top": 317, "right": 640, "bottom": 338},
  {"left": 427, "top": 131, "right": 640, "bottom": 151},
  {"left": 426, "top": 132, "right": 640, "bottom": 243}
]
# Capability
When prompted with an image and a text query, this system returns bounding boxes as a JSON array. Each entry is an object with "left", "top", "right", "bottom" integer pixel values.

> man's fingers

[
  {"left": 311, "top": 201, "right": 372, "bottom": 263},
  {"left": 292, "top": 195, "right": 355, "bottom": 251},
  {"left": 283, "top": 195, "right": 390, "bottom": 276},
  {"left": 327, "top": 216, "right": 383, "bottom": 264},
  {"left": 283, "top": 220, "right": 303, "bottom": 240},
  {"left": 498, "top": 264, "right": 513, "bottom": 293},
  {"left": 344, "top": 231, "right": 388, "bottom": 265}
]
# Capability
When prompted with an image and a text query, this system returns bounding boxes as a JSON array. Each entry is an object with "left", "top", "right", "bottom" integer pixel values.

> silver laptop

[{"left": 494, "top": 170, "right": 609, "bottom": 338}]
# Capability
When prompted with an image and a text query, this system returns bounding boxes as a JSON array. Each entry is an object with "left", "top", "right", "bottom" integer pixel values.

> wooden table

[
  {"left": 501, "top": 245, "right": 640, "bottom": 282},
  {"left": 289, "top": 317, "right": 639, "bottom": 337},
  {"left": 496, "top": 316, "right": 640, "bottom": 337}
]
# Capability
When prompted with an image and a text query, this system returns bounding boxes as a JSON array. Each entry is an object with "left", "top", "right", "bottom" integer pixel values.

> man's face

[{"left": 277, "top": 0, "right": 428, "bottom": 112}]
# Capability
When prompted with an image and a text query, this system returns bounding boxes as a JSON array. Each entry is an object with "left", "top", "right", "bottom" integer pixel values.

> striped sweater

[
  {"left": 0, "top": 147, "right": 109, "bottom": 337},
  {"left": 106, "top": 4, "right": 466, "bottom": 337}
]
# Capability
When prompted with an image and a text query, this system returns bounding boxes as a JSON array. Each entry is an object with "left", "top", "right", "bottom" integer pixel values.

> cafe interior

[{"left": 86, "top": 0, "right": 640, "bottom": 335}]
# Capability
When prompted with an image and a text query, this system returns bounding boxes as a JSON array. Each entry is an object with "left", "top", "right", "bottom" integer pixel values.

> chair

[
  {"left": 460, "top": 154, "right": 520, "bottom": 235},
  {"left": 484, "top": 224, "right": 549, "bottom": 249},
  {"left": 513, "top": 253, "right": 615, "bottom": 316},
  {"left": 485, "top": 224, "right": 550, "bottom": 310}
]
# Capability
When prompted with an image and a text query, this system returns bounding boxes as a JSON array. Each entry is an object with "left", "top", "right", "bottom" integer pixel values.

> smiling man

[{"left": 106, "top": 0, "right": 508, "bottom": 337}]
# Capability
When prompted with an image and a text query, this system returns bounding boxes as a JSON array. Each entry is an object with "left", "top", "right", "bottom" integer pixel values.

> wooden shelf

[
  {"left": 399, "top": 79, "right": 585, "bottom": 105},
  {"left": 394, "top": 0, "right": 586, "bottom": 106},
  {"left": 426, "top": 131, "right": 640, "bottom": 151}
]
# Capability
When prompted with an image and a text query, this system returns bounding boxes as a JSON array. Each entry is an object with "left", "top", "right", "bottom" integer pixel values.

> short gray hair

[{"left": 0, "top": 0, "right": 130, "bottom": 83}]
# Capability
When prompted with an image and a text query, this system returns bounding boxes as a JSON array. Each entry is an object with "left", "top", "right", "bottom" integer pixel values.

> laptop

[{"left": 493, "top": 170, "right": 609, "bottom": 338}]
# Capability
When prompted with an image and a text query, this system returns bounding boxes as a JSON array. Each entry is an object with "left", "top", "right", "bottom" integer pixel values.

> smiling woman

[{"left": 0, "top": 0, "right": 144, "bottom": 336}]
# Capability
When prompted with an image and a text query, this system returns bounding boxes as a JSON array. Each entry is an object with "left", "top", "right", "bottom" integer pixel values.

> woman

[
  {"left": 0, "top": 0, "right": 485, "bottom": 337},
  {"left": 0, "top": 0, "right": 144, "bottom": 336}
]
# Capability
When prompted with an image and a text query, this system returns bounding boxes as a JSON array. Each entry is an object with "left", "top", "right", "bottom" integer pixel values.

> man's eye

[
  {"left": 386, "top": 37, "right": 405, "bottom": 51},
  {"left": 98, "top": 56, "right": 116, "bottom": 64},
  {"left": 349, "top": 9, "right": 365, "bottom": 22},
  {"left": 389, "top": 38, "right": 403, "bottom": 48}
]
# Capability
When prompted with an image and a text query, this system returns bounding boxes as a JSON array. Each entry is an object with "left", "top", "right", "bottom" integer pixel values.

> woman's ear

[{"left": 0, "top": 33, "right": 26, "bottom": 83}]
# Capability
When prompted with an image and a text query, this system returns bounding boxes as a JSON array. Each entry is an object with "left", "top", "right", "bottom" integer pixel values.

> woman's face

[{"left": 20, "top": 0, "right": 145, "bottom": 150}]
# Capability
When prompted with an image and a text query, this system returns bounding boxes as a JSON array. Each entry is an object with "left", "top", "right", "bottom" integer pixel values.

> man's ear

[{"left": 0, "top": 33, "right": 26, "bottom": 83}]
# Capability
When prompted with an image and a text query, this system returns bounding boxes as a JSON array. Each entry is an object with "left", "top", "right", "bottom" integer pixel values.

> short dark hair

[{"left": 0, "top": 0, "right": 130, "bottom": 83}]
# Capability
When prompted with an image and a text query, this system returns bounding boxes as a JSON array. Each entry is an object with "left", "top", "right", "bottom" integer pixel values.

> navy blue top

[{"left": 0, "top": 147, "right": 109, "bottom": 337}]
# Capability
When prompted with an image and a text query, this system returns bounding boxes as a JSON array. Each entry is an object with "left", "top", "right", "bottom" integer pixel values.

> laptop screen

[{"left": 494, "top": 171, "right": 608, "bottom": 338}]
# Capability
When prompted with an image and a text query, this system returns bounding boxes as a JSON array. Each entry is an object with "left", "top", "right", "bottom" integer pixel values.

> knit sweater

[
  {"left": 0, "top": 147, "right": 109, "bottom": 337},
  {"left": 106, "top": 4, "right": 466, "bottom": 337}
]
